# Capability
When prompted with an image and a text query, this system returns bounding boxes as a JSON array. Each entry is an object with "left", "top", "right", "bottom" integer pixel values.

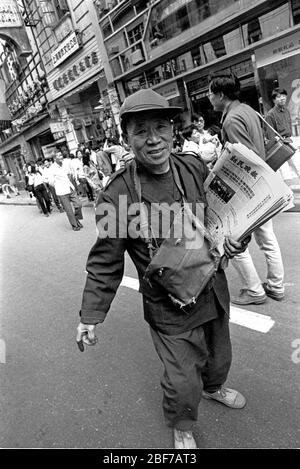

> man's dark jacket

[{"left": 80, "top": 153, "right": 230, "bottom": 334}]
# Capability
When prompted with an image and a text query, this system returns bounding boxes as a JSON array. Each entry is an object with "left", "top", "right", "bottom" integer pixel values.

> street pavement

[{"left": 0, "top": 203, "right": 299, "bottom": 449}]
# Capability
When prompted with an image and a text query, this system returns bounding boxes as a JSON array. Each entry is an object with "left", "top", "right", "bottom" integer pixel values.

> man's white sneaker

[
  {"left": 174, "top": 429, "right": 197, "bottom": 449},
  {"left": 202, "top": 387, "right": 246, "bottom": 409}
]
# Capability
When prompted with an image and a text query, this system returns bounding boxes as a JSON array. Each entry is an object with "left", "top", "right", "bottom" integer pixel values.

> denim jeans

[{"left": 231, "top": 219, "right": 284, "bottom": 295}]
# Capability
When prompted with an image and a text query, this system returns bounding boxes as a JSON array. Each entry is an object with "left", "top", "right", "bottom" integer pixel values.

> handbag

[
  {"left": 131, "top": 158, "right": 220, "bottom": 308},
  {"left": 256, "top": 112, "right": 296, "bottom": 171}
]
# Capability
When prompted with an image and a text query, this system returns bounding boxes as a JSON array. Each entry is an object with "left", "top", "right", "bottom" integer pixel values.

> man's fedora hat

[{"left": 119, "top": 88, "right": 182, "bottom": 124}]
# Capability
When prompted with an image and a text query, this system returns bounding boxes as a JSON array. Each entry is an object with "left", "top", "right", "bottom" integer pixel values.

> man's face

[
  {"left": 44, "top": 160, "right": 50, "bottom": 168},
  {"left": 207, "top": 88, "right": 225, "bottom": 112},
  {"left": 55, "top": 153, "right": 64, "bottom": 166},
  {"left": 274, "top": 94, "right": 287, "bottom": 108},
  {"left": 124, "top": 111, "right": 173, "bottom": 174}
]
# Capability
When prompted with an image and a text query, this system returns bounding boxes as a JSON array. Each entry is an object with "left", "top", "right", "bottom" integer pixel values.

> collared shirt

[
  {"left": 265, "top": 106, "right": 292, "bottom": 139},
  {"left": 50, "top": 162, "right": 74, "bottom": 196}
]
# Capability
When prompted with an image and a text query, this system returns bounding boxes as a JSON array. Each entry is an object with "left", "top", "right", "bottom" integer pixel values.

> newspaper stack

[{"left": 204, "top": 142, "right": 294, "bottom": 254}]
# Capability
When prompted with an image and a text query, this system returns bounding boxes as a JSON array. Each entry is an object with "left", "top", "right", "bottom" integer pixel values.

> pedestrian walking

[
  {"left": 265, "top": 87, "right": 300, "bottom": 180},
  {"left": 95, "top": 144, "right": 113, "bottom": 177},
  {"left": 42, "top": 159, "right": 64, "bottom": 212},
  {"left": 208, "top": 72, "right": 285, "bottom": 303},
  {"left": 76, "top": 88, "right": 250, "bottom": 449},
  {"left": 74, "top": 150, "right": 94, "bottom": 201},
  {"left": 31, "top": 164, "right": 51, "bottom": 217},
  {"left": 103, "top": 137, "right": 128, "bottom": 172},
  {"left": 50, "top": 152, "right": 83, "bottom": 231},
  {"left": 5, "top": 171, "right": 20, "bottom": 196}
]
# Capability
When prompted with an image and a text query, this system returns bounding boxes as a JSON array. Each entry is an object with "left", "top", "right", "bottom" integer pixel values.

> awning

[{"left": 49, "top": 71, "right": 105, "bottom": 105}]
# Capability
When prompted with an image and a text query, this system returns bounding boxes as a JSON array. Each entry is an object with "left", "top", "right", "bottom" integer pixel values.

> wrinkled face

[
  {"left": 274, "top": 94, "right": 287, "bottom": 107},
  {"left": 124, "top": 111, "right": 173, "bottom": 174}
]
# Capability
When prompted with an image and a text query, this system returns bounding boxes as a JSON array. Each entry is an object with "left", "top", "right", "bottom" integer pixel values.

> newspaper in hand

[{"left": 204, "top": 142, "right": 294, "bottom": 255}]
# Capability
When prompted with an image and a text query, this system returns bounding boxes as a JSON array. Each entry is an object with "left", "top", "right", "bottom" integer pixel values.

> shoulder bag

[
  {"left": 131, "top": 158, "right": 220, "bottom": 308},
  {"left": 256, "top": 111, "right": 296, "bottom": 171}
]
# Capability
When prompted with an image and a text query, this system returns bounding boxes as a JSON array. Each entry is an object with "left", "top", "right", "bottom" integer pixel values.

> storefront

[
  {"left": 2, "top": 145, "right": 26, "bottom": 187},
  {"left": 255, "top": 27, "right": 300, "bottom": 187}
]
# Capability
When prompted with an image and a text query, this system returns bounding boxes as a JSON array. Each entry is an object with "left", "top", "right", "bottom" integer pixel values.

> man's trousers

[
  {"left": 150, "top": 313, "right": 232, "bottom": 431},
  {"left": 59, "top": 191, "right": 83, "bottom": 228}
]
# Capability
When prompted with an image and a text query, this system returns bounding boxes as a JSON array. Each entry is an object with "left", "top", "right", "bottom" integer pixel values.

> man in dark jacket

[{"left": 76, "top": 89, "right": 249, "bottom": 449}]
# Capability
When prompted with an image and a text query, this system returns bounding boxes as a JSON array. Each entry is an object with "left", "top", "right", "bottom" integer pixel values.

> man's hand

[
  {"left": 76, "top": 322, "right": 98, "bottom": 352},
  {"left": 223, "top": 235, "right": 251, "bottom": 259}
]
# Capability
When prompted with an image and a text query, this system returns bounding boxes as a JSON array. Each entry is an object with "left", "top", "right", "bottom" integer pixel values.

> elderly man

[
  {"left": 76, "top": 89, "right": 249, "bottom": 449},
  {"left": 50, "top": 151, "right": 83, "bottom": 231}
]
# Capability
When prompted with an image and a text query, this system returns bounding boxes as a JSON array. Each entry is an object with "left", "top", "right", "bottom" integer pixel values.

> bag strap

[
  {"left": 130, "top": 158, "right": 186, "bottom": 257},
  {"left": 255, "top": 111, "right": 285, "bottom": 141}
]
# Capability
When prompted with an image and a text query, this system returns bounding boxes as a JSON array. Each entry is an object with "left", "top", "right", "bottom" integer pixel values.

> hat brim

[{"left": 120, "top": 106, "right": 182, "bottom": 121}]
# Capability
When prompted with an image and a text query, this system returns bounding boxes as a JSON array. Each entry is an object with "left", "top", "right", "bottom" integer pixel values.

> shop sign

[
  {"left": 52, "top": 52, "right": 100, "bottom": 92},
  {"left": 0, "top": 0, "right": 22, "bottom": 28},
  {"left": 156, "top": 81, "right": 180, "bottom": 100},
  {"left": 52, "top": 32, "right": 81, "bottom": 68},
  {"left": 50, "top": 121, "right": 67, "bottom": 133},
  {"left": 53, "top": 131, "right": 65, "bottom": 140},
  {"left": 255, "top": 30, "right": 300, "bottom": 68}
]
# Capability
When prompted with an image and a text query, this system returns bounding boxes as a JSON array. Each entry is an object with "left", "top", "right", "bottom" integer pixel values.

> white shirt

[
  {"left": 182, "top": 140, "right": 200, "bottom": 154},
  {"left": 71, "top": 158, "right": 85, "bottom": 179},
  {"left": 33, "top": 172, "right": 45, "bottom": 187},
  {"left": 62, "top": 157, "right": 73, "bottom": 175},
  {"left": 41, "top": 166, "right": 53, "bottom": 184},
  {"left": 50, "top": 162, "right": 75, "bottom": 196}
]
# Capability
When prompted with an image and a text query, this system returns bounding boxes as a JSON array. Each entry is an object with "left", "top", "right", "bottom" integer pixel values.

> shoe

[
  {"left": 77, "top": 221, "right": 83, "bottom": 228},
  {"left": 44, "top": 213, "right": 50, "bottom": 217},
  {"left": 59, "top": 208, "right": 64, "bottom": 213},
  {"left": 72, "top": 226, "right": 80, "bottom": 231},
  {"left": 174, "top": 429, "right": 197, "bottom": 449},
  {"left": 203, "top": 387, "right": 246, "bottom": 409},
  {"left": 6, "top": 195, "right": 11, "bottom": 199},
  {"left": 262, "top": 283, "right": 284, "bottom": 301},
  {"left": 231, "top": 289, "right": 267, "bottom": 305}
]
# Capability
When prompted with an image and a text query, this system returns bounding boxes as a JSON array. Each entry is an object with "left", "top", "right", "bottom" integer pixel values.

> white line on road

[
  {"left": 0, "top": 338, "right": 6, "bottom": 364},
  {"left": 120, "top": 275, "right": 275, "bottom": 333}
]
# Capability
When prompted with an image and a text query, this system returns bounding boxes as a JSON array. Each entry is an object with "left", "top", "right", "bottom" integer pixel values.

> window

[
  {"left": 127, "top": 23, "right": 144, "bottom": 45},
  {"left": 292, "top": 0, "right": 300, "bottom": 25},
  {"left": 39, "top": 0, "right": 69, "bottom": 26}
]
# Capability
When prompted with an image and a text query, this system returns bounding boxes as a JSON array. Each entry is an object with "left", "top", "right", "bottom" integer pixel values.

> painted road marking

[
  {"left": 120, "top": 276, "right": 275, "bottom": 333},
  {"left": 0, "top": 339, "right": 6, "bottom": 364}
]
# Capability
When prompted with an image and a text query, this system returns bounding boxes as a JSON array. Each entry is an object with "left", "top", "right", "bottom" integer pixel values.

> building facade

[
  {"left": 94, "top": 0, "right": 300, "bottom": 132},
  {"left": 1, "top": 0, "right": 300, "bottom": 187}
]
